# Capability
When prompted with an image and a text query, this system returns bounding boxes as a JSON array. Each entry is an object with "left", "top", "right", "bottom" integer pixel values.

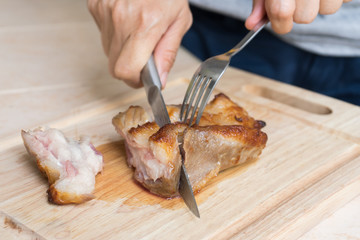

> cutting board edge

[
  {"left": 208, "top": 144, "right": 360, "bottom": 240},
  {"left": 226, "top": 156, "right": 360, "bottom": 240}
]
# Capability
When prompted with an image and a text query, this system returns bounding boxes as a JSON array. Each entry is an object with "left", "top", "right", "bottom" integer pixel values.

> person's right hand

[{"left": 87, "top": 0, "right": 192, "bottom": 88}]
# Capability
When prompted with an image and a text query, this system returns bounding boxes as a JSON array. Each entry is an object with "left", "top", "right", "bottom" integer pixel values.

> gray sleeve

[{"left": 188, "top": 0, "right": 360, "bottom": 56}]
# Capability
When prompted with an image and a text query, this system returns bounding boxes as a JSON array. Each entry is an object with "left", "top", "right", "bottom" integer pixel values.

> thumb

[{"left": 246, "top": 0, "right": 266, "bottom": 30}]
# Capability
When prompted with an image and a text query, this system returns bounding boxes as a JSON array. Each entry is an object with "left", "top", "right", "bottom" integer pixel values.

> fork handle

[{"left": 225, "top": 17, "right": 269, "bottom": 58}]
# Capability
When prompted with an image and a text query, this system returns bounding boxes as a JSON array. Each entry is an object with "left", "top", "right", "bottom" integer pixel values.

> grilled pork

[
  {"left": 21, "top": 127, "right": 103, "bottom": 204},
  {"left": 113, "top": 93, "right": 267, "bottom": 198}
]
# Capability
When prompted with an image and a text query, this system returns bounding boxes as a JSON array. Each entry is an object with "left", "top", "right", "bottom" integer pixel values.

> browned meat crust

[{"left": 112, "top": 93, "right": 267, "bottom": 198}]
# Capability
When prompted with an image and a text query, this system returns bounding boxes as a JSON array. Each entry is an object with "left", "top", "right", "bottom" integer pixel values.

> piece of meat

[
  {"left": 183, "top": 125, "right": 267, "bottom": 193},
  {"left": 196, "top": 93, "right": 266, "bottom": 128},
  {"left": 21, "top": 127, "right": 103, "bottom": 204},
  {"left": 112, "top": 93, "right": 267, "bottom": 198},
  {"left": 112, "top": 106, "right": 185, "bottom": 197}
]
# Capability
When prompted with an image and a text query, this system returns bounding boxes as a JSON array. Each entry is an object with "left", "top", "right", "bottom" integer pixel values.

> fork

[{"left": 180, "top": 18, "right": 269, "bottom": 125}]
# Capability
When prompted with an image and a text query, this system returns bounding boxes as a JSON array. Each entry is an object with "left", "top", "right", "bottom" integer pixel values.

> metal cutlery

[
  {"left": 141, "top": 55, "right": 200, "bottom": 218},
  {"left": 180, "top": 18, "right": 269, "bottom": 125}
]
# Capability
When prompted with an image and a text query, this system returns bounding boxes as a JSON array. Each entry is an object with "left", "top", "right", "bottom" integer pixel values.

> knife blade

[{"left": 141, "top": 55, "right": 200, "bottom": 218}]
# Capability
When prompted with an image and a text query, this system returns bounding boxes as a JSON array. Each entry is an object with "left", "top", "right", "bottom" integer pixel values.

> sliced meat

[
  {"left": 183, "top": 125, "right": 267, "bottom": 193},
  {"left": 112, "top": 93, "right": 267, "bottom": 198},
  {"left": 112, "top": 106, "right": 185, "bottom": 197},
  {"left": 21, "top": 127, "right": 103, "bottom": 204}
]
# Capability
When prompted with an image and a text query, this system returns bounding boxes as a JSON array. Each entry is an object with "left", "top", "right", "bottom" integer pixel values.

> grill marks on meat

[
  {"left": 21, "top": 127, "right": 103, "bottom": 204},
  {"left": 112, "top": 93, "right": 267, "bottom": 198}
]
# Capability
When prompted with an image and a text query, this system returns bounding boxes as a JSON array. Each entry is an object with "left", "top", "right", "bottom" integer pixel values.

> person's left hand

[{"left": 246, "top": 0, "right": 353, "bottom": 34}]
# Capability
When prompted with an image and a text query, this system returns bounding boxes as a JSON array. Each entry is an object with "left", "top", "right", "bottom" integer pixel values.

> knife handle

[{"left": 141, "top": 55, "right": 162, "bottom": 92}]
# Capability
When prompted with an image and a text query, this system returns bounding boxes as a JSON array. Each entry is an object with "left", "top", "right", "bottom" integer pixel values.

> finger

[
  {"left": 100, "top": 0, "right": 115, "bottom": 56},
  {"left": 246, "top": 0, "right": 266, "bottom": 30},
  {"left": 107, "top": 1, "right": 132, "bottom": 79},
  {"left": 343, "top": 0, "right": 352, "bottom": 2},
  {"left": 87, "top": 0, "right": 101, "bottom": 29},
  {"left": 293, "top": 0, "right": 319, "bottom": 24},
  {"left": 319, "top": 0, "right": 343, "bottom": 15},
  {"left": 107, "top": 31, "right": 123, "bottom": 82},
  {"left": 113, "top": 27, "right": 164, "bottom": 88},
  {"left": 266, "top": 0, "right": 296, "bottom": 34},
  {"left": 154, "top": 11, "right": 193, "bottom": 88}
]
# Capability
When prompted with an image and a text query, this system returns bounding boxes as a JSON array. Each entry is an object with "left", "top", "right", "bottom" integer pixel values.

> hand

[
  {"left": 245, "top": 0, "right": 352, "bottom": 34},
  {"left": 87, "top": 0, "right": 192, "bottom": 88}
]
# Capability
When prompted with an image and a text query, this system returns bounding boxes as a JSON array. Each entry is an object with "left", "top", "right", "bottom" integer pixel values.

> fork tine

[
  {"left": 183, "top": 75, "right": 205, "bottom": 123},
  {"left": 194, "top": 79, "right": 217, "bottom": 125},
  {"left": 180, "top": 74, "right": 200, "bottom": 121},
  {"left": 188, "top": 76, "right": 211, "bottom": 125}
]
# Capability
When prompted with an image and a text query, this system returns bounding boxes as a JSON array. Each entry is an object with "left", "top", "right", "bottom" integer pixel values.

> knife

[{"left": 141, "top": 55, "right": 200, "bottom": 218}]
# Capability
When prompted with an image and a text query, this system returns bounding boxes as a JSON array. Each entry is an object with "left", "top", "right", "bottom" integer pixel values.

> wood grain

[
  {"left": 93, "top": 140, "right": 259, "bottom": 209},
  {"left": 1, "top": 67, "right": 360, "bottom": 239}
]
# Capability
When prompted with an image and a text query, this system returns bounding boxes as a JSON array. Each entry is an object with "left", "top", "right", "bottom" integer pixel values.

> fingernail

[{"left": 160, "top": 72, "right": 168, "bottom": 88}]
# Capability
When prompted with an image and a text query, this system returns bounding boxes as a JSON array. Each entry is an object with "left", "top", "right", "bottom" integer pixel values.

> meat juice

[{"left": 93, "top": 140, "right": 259, "bottom": 209}]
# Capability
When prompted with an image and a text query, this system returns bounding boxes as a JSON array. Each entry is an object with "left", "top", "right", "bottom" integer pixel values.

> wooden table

[{"left": 1, "top": 1, "right": 359, "bottom": 239}]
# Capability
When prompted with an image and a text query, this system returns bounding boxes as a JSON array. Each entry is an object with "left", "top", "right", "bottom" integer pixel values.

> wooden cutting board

[{"left": 1, "top": 65, "right": 360, "bottom": 240}]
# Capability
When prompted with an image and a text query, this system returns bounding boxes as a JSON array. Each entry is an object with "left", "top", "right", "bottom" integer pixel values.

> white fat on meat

[{"left": 21, "top": 127, "right": 103, "bottom": 204}]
